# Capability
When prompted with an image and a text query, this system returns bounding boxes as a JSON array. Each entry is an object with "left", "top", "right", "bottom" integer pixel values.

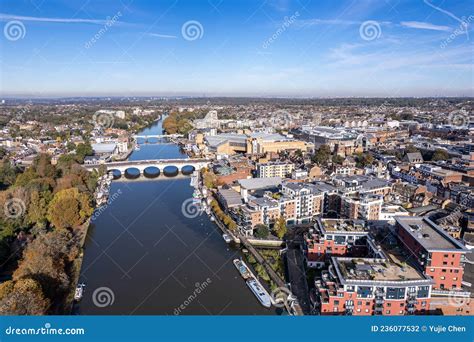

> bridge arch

[
  {"left": 143, "top": 166, "right": 160, "bottom": 178},
  {"left": 109, "top": 169, "right": 122, "bottom": 179},
  {"left": 124, "top": 167, "right": 141, "bottom": 179},
  {"left": 181, "top": 165, "right": 195, "bottom": 175},
  {"left": 163, "top": 165, "right": 179, "bottom": 177}
]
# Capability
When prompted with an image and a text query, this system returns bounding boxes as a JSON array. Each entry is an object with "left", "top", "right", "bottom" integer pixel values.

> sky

[{"left": 0, "top": 0, "right": 473, "bottom": 97}]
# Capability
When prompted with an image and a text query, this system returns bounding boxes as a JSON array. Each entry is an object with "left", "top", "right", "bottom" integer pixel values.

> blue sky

[{"left": 0, "top": 0, "right": 473, "bottom": 97}]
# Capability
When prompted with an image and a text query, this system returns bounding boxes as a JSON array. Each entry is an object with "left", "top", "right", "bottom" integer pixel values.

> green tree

[
  {"left": 432, "top": 149, "right": 449, "bottom": 161},
  {"left": 75, "top": 142, "right": 93, "bottom": 163},
  {"left": 332, "top": 155, "right": 344, "bottom": 165},
  {"left": 47, "top": 187, "right": 93, "bottom": 229},
  {"left": 355, "top": 153, "right": 374, "bottom": 168},
  {"left": 312, "top": 145, "right": 331, "bottom": 166},
  {"left": 254, "top": 224, "right": 269, "bottom": 239}
]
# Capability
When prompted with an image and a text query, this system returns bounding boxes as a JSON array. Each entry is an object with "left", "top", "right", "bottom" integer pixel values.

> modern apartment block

[
  {"left": 395, "top": 216, "right": 469, "bottom": 291},
  {"left": 305, "top": 219, "right": 370, "bottom": 268},
  {"left": 315, "top": 257, "right": 433, "bottom": 315},
  {"left": 340, "top": 193, "right": 383, "bottom": 221},
  {"left": 308, "top": 216, "right": 470, "bottom": 315},
  {"left": 256, "top": 161, "right": 295, "bottom": 178},
  {"left": 281, "top": 182, "right": 324, "bottom": 223}
]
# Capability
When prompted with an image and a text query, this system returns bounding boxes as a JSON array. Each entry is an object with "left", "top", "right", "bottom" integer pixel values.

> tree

[
  {"left": 0, "top": 278, "right": 50, "bottom": 315},
  {"left": 273, "top": 216, "right": 287, "bottom": 239},
  {"left": 27, "top": 190, "right": 51, "bottom": 229},
  {"left": 13, "top": 229, "right": 78, "bottom": 300},
  {"left": 355, "top": 153, "right": 374, "bottom": 168},
  {"left": 312, "top": 145, "right": 331, "bottom": 166},
  {"left": 432, "top": 149, "right": 449, "bottom": 161},
  {"left": 332, "top": 155, "right": 344, "bottom": 165},
  {"left": 254, "top": 224, "right": 269, "bottom": 239},
  {"left": 47, "top": 187, "right": 93, "bottom": 229},
  {"left": 75, "top": 142, "right": 93, "bottom": 163}
]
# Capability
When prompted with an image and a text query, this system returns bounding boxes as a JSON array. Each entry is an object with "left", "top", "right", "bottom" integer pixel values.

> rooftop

[
  {"left": 319, "top": 219, "right": 368, "bottom": 234},
  {"left": 333, "top": 257, "right": 431, "bottom": 285},
  {"left": 238, "top": 177, "right": 281, "bottom": 190},
  {"left": 395, "top": 216, "right": 468, "bottom": 252}
]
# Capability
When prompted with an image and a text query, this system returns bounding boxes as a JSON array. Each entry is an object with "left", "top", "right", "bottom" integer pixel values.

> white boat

[
  {"left": 246, "top": 279, "right": 271, "bottom": 308},
  {"left": 223, "top": 234, "right": 232, "bottom": 243},
  {"left": 135, "top": 144, "right": 141, "bottom": 151},
  {"left": 233, "top": 258, "right": 251, "bottom": 279},
  {"left": 74, "top": 283, "right": 86, "bottom": 301}
]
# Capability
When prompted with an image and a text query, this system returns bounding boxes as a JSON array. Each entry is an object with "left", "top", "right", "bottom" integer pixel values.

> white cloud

[
  {"left": 145, "top": 32, "right": 177, "bottom": 39},
  {"left": 0, "top": 13, "right": 125, "bottom": 26},
  {"left": 400, "top": 21, "right": 451, "bottom": 32}
]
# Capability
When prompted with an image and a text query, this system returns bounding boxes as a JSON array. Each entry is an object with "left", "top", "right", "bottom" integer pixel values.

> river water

[{"left": 78, "top": 119, "right": 276, "bottom": 315}]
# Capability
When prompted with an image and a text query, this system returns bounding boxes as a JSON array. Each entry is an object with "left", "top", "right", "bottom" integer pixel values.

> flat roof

[
  {"left": 333, "top": 257, "right": 431, "bottom": 285},
  {"left": 395, "top": 216, "right": 468, "bottom": 252},
  {"left": 319, "top": 219, "right": 368, "bottom": 234},
  {"left": 237, "top": 177, "right": 281, "bottom": 190}
]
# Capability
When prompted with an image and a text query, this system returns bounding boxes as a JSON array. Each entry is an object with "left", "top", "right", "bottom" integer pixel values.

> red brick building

[{"left": 395, "top": 216, "right": 469, "bottom": 291}]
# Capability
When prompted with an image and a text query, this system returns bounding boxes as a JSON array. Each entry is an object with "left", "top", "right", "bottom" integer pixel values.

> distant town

[{"left": 0, "top": 96, "right": 473, "bottom": 316}]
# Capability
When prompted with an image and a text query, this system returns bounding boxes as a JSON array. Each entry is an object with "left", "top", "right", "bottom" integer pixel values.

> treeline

[
  {"left": 0, "top": 154, "right": 98, "bottom": 314},
  {"left": 210, "top": 200, "right": 237, "bottom": 231},
  {"left": 162, "top": 110, "right": 206, "bottom": 135}
]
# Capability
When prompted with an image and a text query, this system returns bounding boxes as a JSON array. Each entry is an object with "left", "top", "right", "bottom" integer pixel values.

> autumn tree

[
  {"left": 0, "top": 278, "right": 50, "bottom": 315},
  {"left": 47, "top": 187, "right": 93, "bottom": 229},
  {"left": 14, "top": 229, "right": 79, "bottom": 300},
  {"left": 273, "top": 216, "right": 287, "bottom": 239}
]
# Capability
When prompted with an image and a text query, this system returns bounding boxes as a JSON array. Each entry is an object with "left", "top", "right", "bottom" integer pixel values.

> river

[{"left": 78, "top": 118, "right": 277, "bottom": 315}]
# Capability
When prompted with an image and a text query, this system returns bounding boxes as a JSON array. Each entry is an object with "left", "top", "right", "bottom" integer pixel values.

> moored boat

[
  {"left": 74, "top": 283, "right": 86, "bottom": 301},
  {"left": 246, "top": 279, "right": 271, "bottom": 308},
  {"left": 222, "top": 234, "right": 232, "bottom": 243},
  {"left": 233, "top": 258, "right": 251, "bottom": 279}
]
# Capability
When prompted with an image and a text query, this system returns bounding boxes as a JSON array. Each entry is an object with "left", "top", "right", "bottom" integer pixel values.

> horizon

[{"left": 1, "top": 0, "right": 473, "bottom": 97}]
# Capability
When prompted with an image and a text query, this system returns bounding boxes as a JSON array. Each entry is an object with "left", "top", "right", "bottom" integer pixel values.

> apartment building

[
  {"left": 256, "top": 161, "right": 294, "bottom": 178},
  {"left": 305, "top": 219, "right": 369, "bottom": 268},
  {"left": 281, "top": 182, "right": 324, "bottom": 223},
  {"left": 395, "top": 216, "right": 469, "bottom": 291},
  {"left": 315, "top": 257, "right": 433, "bottom": 316},
  {"left": 340, "top": 193, "right": 383, "bottom": 221}
]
